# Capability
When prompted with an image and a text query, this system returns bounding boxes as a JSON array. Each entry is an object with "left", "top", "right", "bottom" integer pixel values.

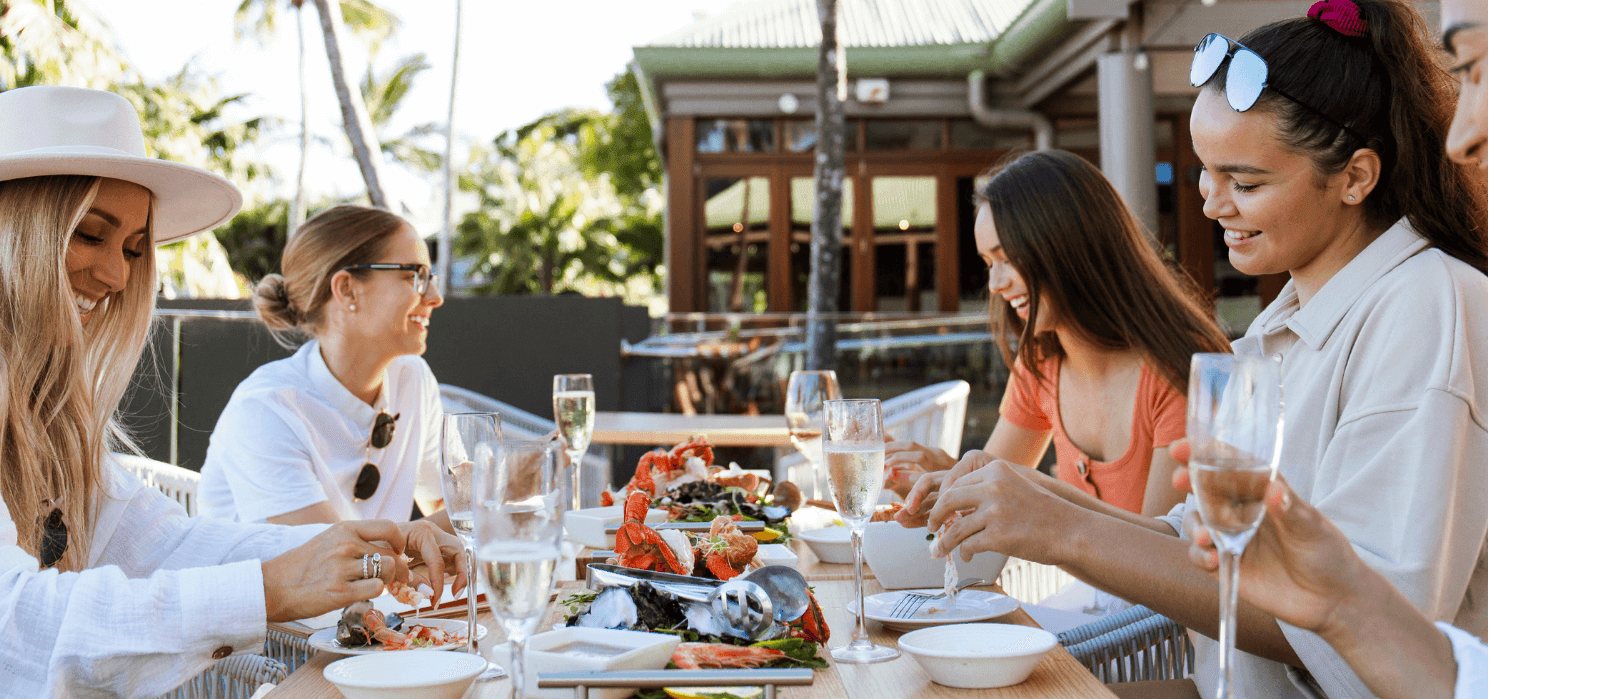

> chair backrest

[
  {"left": 117, "top": 454, "right": 201, "bottom": 517},
  {"left": 880, "top": 380, "right": 970, "bottom": 458},
  {"left": 437, "top": 384, "right": 609, "bottom": 474},
  {"left": 1059, "top": 604, "right": 1194, "bottom": 684}
]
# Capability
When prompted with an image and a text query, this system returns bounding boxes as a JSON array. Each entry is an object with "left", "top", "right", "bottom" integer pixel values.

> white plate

[
  {"left": 308, "top": 618, "right": 487, "bottom": 656},
  {"left": 847, "top": 590, "right": 1019, "bottom": 631}
]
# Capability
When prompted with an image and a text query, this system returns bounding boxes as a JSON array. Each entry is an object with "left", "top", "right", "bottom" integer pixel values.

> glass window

[
  {"left": 865, "top": 120, "right": 943, "bottom": 151},
  {"left": 696, "top": 119, "right": 776, "bottom": 153},
  {"left": 950, "top": 121, "right": 1031, "bottom": 151},
  {"left": 786, "top": 120, "right": 858, "bottom": 152},
  {"left": 872, "top": 176, "right": 937, "bottom": 312},
  {"left": 703, "top": 176, "right": 771, "bottom": 312},
  {"left": 789, "top": 177, "right": 856, "bottom": 311}
]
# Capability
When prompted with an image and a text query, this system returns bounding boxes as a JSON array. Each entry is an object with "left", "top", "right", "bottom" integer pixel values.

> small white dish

[
  {"left": 847, "top": 589, "right": 1019, "bottom": 631},
  {"left": 308, "top": 618, "right": 486, "bottom": 655},
  {"left": 897, "top": 622, "right": 1057, "bottom": 688},
  {"left": 861, "top": 522, "right": 1009, "bottom": 590},
  {"left": 324, "top": 649, "right": 487, "bottom": 699},
  {"left": 488, "top": 627, "right": 681, "bottom": 699},
  {"left": 564, "top": 505, "right": 668, "bottom": 550},
  {"left": 754, "top": 543, "right": 798, "bottom": 568},
  {"left": 793, "top": 525, "right": 853, "bottom": 564}
]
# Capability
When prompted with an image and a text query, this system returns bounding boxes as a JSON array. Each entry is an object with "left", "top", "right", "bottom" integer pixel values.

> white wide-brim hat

[{"left": 0, "top": 85, "right": 244, "bottom": 244}]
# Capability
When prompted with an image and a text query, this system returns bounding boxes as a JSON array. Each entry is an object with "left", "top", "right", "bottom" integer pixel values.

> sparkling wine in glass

[
  {"left": 824, "top": 398, "right": 899, "bottom": 664},
  {"left": 440, "top": 411, "right": 505, "bottom": 681},
  {"left": 553, "top": 374, "right": 596, "bottom": 513},
  {"left": 1187, "top": 353, "right": 1284, "bottom": 699},
  {"left": 784, "top": 370, "right": 839, "bottom": 500},
  {"left": 475, "top": 436, "right": 562, "bottom": 699}
]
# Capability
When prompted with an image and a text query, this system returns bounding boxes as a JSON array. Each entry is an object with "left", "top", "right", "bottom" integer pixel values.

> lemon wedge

[
  {"left": 662, "top": 687, "right": 762, "bottom": 699},
  {"left": 752, "top": 527, "right": 783, "bottom": 542}
]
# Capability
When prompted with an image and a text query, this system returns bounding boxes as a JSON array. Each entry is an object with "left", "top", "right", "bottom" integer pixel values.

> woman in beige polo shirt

[{"left": 900, "top": 1, "right": 1487, "bottom": 698}]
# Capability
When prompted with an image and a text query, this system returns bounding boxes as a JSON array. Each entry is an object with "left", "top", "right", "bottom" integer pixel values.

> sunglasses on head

[
  {"left": 354, "top": 411, "right": 399, "bottom": 501},
  {"left": 1189, "top": 32, "right": 1370, "bottom": 145}
]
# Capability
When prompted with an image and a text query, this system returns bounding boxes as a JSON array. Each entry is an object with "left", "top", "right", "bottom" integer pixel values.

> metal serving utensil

[{"left": 586, "top": 563, "right": 812, "bottom": 637}]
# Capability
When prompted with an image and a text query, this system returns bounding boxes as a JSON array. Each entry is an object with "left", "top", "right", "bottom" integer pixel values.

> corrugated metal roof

[{"left": 648, "top": 0, "right": 1037, "bottom": 50}]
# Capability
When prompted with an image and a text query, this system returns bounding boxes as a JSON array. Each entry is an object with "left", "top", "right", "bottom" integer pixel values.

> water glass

[
  {"left": 784, "top": 370, "right": 839, "bottom": 500},
  {"left": 1187, "top": 353, "right": 1284, "bottom": 699},
  {"left": 440, "top": 411, "right": 503, "bottom": 680},
  {"left": 553, "top": 373, "right": 596, "bottom": 512},
  {"left": 823, "top": 398, "right": 899, "bottom": 664},
  {"left": 475, "top": 436, "right": 562, "bottom": 699}
]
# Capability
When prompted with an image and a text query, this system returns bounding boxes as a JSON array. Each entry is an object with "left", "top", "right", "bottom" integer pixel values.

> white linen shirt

[
  {"left": 1159, "top": 220, "right": 1488, "bottom": 699},
  {"left": 0, "top": 455, "right": 324, "bottom": 697},
  {"left": 198, "top": 340, "right": 444, "bottom": 523}
]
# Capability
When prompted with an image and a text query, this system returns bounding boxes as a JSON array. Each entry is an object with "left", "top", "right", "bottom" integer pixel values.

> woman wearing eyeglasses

[
  {"left": 902, "top": 1, "right": 1486, "bottom": 697},
  {"left": 0, "top": 86, "right": 465, "bottom": 697},
  {"left": 197, "top": 205, "right": 450, "bottom": 527}
]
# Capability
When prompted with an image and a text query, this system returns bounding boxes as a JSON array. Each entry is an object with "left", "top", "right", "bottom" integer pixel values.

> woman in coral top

[{"left": 885, "top": 150, "right": 1230, "bottom": 517}]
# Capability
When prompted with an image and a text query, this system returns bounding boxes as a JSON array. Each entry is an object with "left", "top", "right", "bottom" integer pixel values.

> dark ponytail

[{"left": 1215, "top": 0, "right": 1486, "bottom": 273}]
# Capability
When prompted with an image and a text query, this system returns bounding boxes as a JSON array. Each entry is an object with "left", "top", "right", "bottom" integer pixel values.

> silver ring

[
  {"left": 374, "top": 554, "right": 383, "bottom": 580},
  {"left": 362, "top": 552, "right": 379, "bottom": 579}
]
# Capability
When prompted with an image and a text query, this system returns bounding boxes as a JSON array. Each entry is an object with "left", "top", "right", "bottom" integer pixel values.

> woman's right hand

[
  {"left": 260, "top": 520, "right": 417, "bottom": 623},
  {"left": 895, "top": 449, "right": 1006, "bottom": 528}
]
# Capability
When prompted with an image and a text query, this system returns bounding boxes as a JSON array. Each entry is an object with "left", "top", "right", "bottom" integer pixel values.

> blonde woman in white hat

[
  {"left": 0, "top": 85, "right": 467, "bottom": 696},
  {"left": 197, "top": 204, "right": 450, "bottom": 527}
]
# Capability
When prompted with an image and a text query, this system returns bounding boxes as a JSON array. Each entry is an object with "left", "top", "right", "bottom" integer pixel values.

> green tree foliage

[
  {"left": 362, "top": 50, "right": 442, "bottom": 173},
  {"left": 0, "top": 0, "right": 125, "bottom": 89}
]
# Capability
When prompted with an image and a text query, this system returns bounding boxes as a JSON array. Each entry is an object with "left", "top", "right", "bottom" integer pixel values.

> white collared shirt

[
  {"left": 198, "top": 340, "right": 444, "bottom": 523},
  {"left": 1160, "top": 219, "right": 1488, "bottom": 699},
  {"left": 0, "top": 456, "right": 324, "bottom": 697}
]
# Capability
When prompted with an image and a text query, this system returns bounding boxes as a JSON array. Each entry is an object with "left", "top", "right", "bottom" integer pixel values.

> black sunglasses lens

[
  {"left": 354, "top": 463, "right": 381, "bottom": 500},
  {"left": 1227, "top": 48, "right": 1268, "bottom": 112},
  {"left": 1191, "top": 33, "right": 1229, "bottom": 88},
  {"left": 39, "top": 508, "right": 66, "bottom": 567},
  {"left": 371, "top": 412, "right": 397, "bottom": 449}
]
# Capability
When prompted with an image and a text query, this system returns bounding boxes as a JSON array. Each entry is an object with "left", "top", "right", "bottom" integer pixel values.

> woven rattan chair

[{"left": 1059, "top": 604, "right": 1194, "bottom": 683}]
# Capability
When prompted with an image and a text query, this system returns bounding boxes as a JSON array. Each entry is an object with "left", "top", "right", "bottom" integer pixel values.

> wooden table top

[
  {"left": 593, "top": 412, "right": 792, "bottom": 448},
  {"left": 268, "top": 560, "right": 1114, "bottom": 699}
]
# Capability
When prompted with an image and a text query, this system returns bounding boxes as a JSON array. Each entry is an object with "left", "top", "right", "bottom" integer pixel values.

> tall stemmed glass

[
  {"left": 440, "top": 412, "right": 505, "bottom": 681},
  {"left": 823, "top": 398, "right": 899, "bottom": 664},
  {"left": 552, "top": 374, "right": 596, "bottom": 513},
  {"left": 476, "top": 435, "right": 563, "bottom": 699},
  {"left": 1187, "top": 354, "right": 1284, "bottom": 699},
  {"left": 784, "top": 370, "right": 840, "bottom": 500}
]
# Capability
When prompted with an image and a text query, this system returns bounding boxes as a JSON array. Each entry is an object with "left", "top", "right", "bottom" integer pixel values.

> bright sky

[{"left": 78, "top": 0, "right": 738, "bottom": 227}]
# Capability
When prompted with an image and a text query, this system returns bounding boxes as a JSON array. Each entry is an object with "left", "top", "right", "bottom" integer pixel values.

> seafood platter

[{"left": 545, "top": 437, "right": 830, "bottom": 696}]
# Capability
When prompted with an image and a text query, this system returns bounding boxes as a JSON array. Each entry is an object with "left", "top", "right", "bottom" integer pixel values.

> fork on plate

[{"left": 887, "top": 578, "right": 984, "bottom": 619}]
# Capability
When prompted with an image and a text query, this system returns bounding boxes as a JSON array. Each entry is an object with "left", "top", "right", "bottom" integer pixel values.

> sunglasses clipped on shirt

[
  {"left": 342, "top": 262, "right": 438, "bottom": 295},
  {"left": 354, "top": 411, "right": 399, "bottom": 501},
  {"left": 38, "top": 506, "right": 67, "bottom": 568},
  {"left": 1189, "top": 32, "right": 1370, "bottom": 144}
]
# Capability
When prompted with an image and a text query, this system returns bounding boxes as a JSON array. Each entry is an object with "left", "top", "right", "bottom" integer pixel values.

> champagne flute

[
  {"left": 824, "top": 398, "right": 899, "bottom": 664},
  {"left": 440, "top": 411, "right": 505, "bottom": 681},
  {"left": 784, "top": 370, "right": 840, "bottom": 500},
  {"left": 553, "top": 374, "right": 596, "bottom": 513},
  {"left": 1187, "top": 353, "right": 1284, "bottom": 699},
  {"left": 476, "top": 435, "right": 562, "bottom": 699}
]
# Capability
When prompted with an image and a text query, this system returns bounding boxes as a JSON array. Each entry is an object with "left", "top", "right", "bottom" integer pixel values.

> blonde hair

[
  {"left": 0, "top": 175, "right": 157, "bottom": 571},
  {"left": 253, "top": 204, "right": 409, "bottom": 347}
]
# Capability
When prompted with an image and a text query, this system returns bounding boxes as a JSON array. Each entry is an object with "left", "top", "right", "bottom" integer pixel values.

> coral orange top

[{"left": 1000, "top": 359, "right": 1186, "bottom": 513}]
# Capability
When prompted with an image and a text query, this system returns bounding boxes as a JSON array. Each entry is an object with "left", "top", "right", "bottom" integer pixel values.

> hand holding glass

[
  {"left": 440, "top": 411, "right": 503, "bottom": 681},
  {"left": 824, "top": 398, "right": 899, "bottom": 664},
  {"left": 475, "top": 436, "right": 562, "bottom": 699},
  {"left": 1187, "top": 353, "right": 1283, "bottom": 699}
]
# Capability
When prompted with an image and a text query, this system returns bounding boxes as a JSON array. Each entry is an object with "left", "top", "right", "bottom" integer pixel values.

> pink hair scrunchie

[{"left": 1308, "top": 0, "right": 1369, "bottom": 38}]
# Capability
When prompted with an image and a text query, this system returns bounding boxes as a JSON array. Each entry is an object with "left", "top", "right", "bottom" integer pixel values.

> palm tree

[
  {"left": 807, "top": 0, "right": 844, "bottom": 370},
  {"left": 438, "top": 0, "right": 464, "bottom": 296},
  {"left": 1, "top": 0, "right": 128, "bottom": 89},
  {"left": 360, "top": 51, "right": 441, "bottom": 173},
  {"left": 308, "top": 0, "right": 391, "bottom": 208}
]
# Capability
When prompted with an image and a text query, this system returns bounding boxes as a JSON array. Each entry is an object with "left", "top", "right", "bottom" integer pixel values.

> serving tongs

[
  {"left": 540, "top": 669, "right": 813, "bottom": 699},
  {"left": 587, "top": 563, "right": 813, "bottom": 638}
]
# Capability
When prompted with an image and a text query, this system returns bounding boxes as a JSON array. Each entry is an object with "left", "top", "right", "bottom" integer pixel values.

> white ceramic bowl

[
  {"left": 489, "top": 627, "right": 681, "bottom": 699},
  {"left": 793, "top": 525, "right": 853, "bottom": 564},
  {"left": 861, "top": 522, "right": 1009, "bottom": 590},
  {"left": 562, "top": 505, "right": 668, "bottom": 550},
  {"left": 323, "top": 650, "right": 486, "bottom": 699},
  {"left": 897, "top": 623, "right": 1057, "bottom": 689}
]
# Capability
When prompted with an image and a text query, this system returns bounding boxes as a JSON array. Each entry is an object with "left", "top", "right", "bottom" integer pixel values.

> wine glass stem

[
  {"left": 849, "top": 525, "right": 870, "bottom": 651},
  {"left": 509, "top": 636, "right": 527, "bottom": 699},
  {"left": 1218, "top": 548, "right": 1241, "bottom": 699},
  {"left": 565, "top": 447, "right": 584, "bottom": 512},
  {"left": 465, "top": 544, "right": 479, "bottom": 655}
]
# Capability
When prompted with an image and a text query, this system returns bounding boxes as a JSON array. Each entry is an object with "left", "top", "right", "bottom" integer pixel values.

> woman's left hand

[
  {"left": 925, "top": 455, "right": 1074, "bottom": 564},
  {"left": 392, "top": 520, "right": 469, "bottom": 606}
]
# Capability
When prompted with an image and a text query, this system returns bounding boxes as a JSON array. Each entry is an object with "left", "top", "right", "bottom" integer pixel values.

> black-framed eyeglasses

[
  {"left": 39, "top": 506, "right": 66, "bottom": 568},
  {"left": 354, "top": 411, "right": 400, "bottom": 500},
  {"left": 1189, "top": 32, "right": 1370, "bottom": 145},
  {"left": 342, "top": 263, "right": 437, "bottom": 295}
]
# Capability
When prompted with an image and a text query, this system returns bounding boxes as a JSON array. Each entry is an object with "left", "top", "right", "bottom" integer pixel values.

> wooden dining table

[
  {"left": 266, "top": 539, "right": 1115, "bottom": 699},
  {"left": 592, "top": 411, "right": 792, "bottom": 448}
]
